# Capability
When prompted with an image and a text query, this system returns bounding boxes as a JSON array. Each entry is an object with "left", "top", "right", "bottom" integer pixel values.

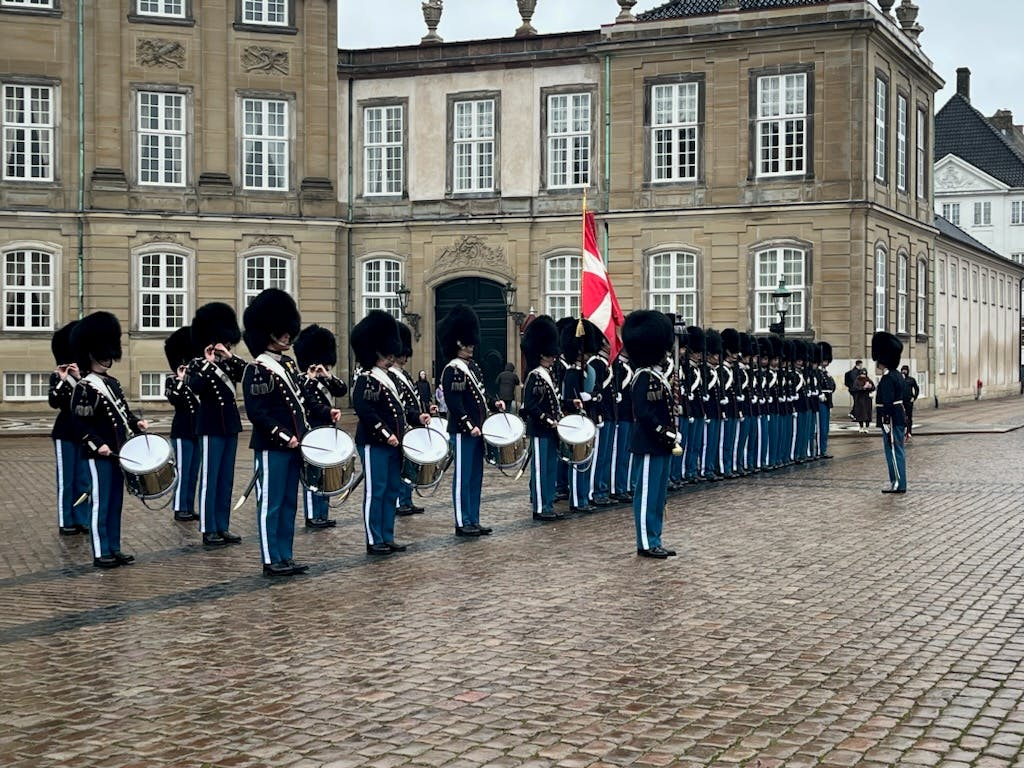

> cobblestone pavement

[{"left": 2, "top": 414, "right": 1024, "bottom": 767}]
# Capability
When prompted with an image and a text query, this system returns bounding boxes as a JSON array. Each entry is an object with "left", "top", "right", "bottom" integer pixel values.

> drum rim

[
  {"left": 402, "top": 426, "right": 449, "bottom": 463},
  {"left": 120, "top": 434, "right": 172, "bottom": 470},
  {"left": 482, "top": 412, "right": 525, "bottom": 447},
  {"left": 557, "top": 414, "right": 596, "bottom": 442},
  {"left": 300, "top": 427, "right": 355, "bottom": 468}
]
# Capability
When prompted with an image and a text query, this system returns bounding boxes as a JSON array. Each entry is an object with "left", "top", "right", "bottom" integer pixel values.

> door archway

[{"left": 434, "top": 277, "right": 507, "bottom": 396}]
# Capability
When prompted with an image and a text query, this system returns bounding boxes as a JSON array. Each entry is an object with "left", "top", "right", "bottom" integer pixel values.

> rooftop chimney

[
  {"left": 956, "top": 67, "right": 971, "bottom": 102},
  {"left": 990, "top": 110, "right": 1014, "bottom": 133}
]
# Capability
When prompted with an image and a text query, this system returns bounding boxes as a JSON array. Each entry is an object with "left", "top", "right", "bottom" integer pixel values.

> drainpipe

[
  {"left": 603, "top": 53, "right": 611, "bottom": 264},
  {"left": 346, "top": 77, "right": 355, "bottom": 382},
  {"left": 76, "top": 0, "right": 85, "bottom": 318}
]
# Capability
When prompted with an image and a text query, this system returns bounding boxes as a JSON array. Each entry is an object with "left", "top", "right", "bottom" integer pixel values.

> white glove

[
  {"left": 719, "top": 398, "right": 728, "bottom": 405},
  {"left": 580, "top": 392, "right": 592, "bottom": 402}
]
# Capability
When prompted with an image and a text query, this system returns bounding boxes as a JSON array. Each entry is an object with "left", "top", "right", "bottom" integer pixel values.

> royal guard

[
  {"left": 702, "top": 329, "right": 724, "bottom": 480},
  {"left": 164, "top": 326, "right": 201, "bottom": 522},
  {"left": 390, "top": 322, "right": 432, "bottom": 516},
  {"left": 559, "top": 318, "right": 602, "bottom": 513},
  {"left": 519, "top": 315, "right": 564, "bottom": 521},
  {"left": 609, "top": 340, "right": 635, "bottom": 502},
  {"left": 873, "top": 331, "right": 907, "bottom": 494},
  {"left": 683, "top": 326, "right": 706, "bottom": 484},
  {"left": 49, "top": 320, "right": 91, "bottom": 536},
  {"left": 817, "top": 341, "right": 836, "bottom": 459}
]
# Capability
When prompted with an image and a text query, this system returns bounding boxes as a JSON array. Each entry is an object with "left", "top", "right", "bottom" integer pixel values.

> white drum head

[
  {"left": 120, "top": 434, "right": 171, "bottom": 473},
  {"left": 557, "top": 414, "right": 596, "bottom": 445},
  {"left": 428, "top": 417, "right": 449, "bottom": 436},
  {"left": 301, "top": 427, "right": 355, "bottom": 468},
  {"left": 483, "top": 413, "right": 525, "bottom": 446},
  {"left": 403, "top": 427, "right": 449, "bottom": 463}
]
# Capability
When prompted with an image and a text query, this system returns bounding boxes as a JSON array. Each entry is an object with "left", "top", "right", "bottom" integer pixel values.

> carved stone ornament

[
  {"left": 421, "top": 0, "right": 443, "bottom": 44},
  {"left": 241, "top": 46, "right": 289, "bottom": 75},
  {"left": 147, "top": 233, "right": 181, "bottom": 245},
  {"left": 616, "top": 0, "right": 637, "bottom": 23},
  {"left": 936, "top": 166, "right": 981, "bottom": 192},
  {"left": 251, "top": 235, "right": 283, "bottom": 247},
  {"left": 428, "top": 236, "right": 506, "bottom": 279},
  {"left": 137, "top": 39, "right": 185, "bottom": 69},
  {"left": 515, "top": 0, "right": 537, "bottom": 37}
]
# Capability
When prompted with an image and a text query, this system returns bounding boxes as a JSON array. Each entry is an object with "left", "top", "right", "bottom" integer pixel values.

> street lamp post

[
  {"left": 394, "top": 283, "right": 421, "bottom": 341},
  {"left": 503, "top": 281, "right": 528, "bottom": 331},
  {"left": 769, "top": 278, "right": 792, "bottom": 337}
]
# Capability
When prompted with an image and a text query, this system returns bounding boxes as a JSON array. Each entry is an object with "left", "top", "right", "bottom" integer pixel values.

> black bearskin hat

[
  {"left": 191, "top": 302, "right": 241, "bottom": 350},
  {"left": 782, "top": 339, "right": 795, "bottom": 363},
  {"left": 164, "top": 326, "right": 194, "bottom": 370},
  {"left": 439, "top": 304, "right": 481, "bottom": 361},
  {"left": 818, "top": 341, "right": 833, "bottom": 364},
  {"left": 51, "top": 321, "right": 78, "bottom": 365},
  {"left": 70, "top": 311, "right": 122, "bottom": 369},
  {"left": 520, "top": 315, "right": 560, "bottom": 370},
  {"left": 686, "top": 326, "right": 706, "bottom": 354},
  {"left": 722, "top": 328, "right": 741, "bottom": 356},
  {"left": 791, "top": 339, "right": 805, "bottom": 363},
  {"left": 769, "top": 335, "right": 783, "bottom": 359},
  {"left": 351, "top": 310, "right": 402, "bottom": 370},
  {"left": 397, "top": 323, "right": 413, "bottom": 359},
  {"left": 242, "top": 288, "right": 301, "bottom": 358},
  {"left": 871, "top": 331, "right": 903, "bottom": 370},
  {"left": 294, "top": 324, "right": 337, "bottom": 370},
  {"left": 757, "top": 336, "right": 773, "bottom": 359},
  {"left": 705, "top": 329, "right": 723, "bottom": 357},
  {"left": 560, "top": 318, "right": 603, "bottom": 362},
  {"left": 623, "top": 310, "right": 673, "bottom": 368},
  {"left": 742, "top": 333, "right": 758, "bottom": 358}
]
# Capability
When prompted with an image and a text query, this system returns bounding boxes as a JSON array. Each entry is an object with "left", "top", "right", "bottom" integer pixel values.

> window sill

[
  {"left": 232, "top": 21, "right": 298, "bottom": 35},
  {"left": 750, "top": 173, "right": 815, "bottom": 184},
  {"left": 0, "top": 329, "right": 56, "bottom": 338},
  {"left": 540, "top": 186, "right": 594, "bottom": 196},
  {"left": 0, "top": 6, "right": 62, "bottom": 18},
  {"left": 446, "top": 191, "right": 500, "bottom": 200},
  {"left": 127, "top": 13, "right": 195, "bottom": 26},
  {"left": 0, "top": 178, "right": 60, "bottom": 188},
  {"left": 915, "top": 334, "right": 929, "bottom": 343}
]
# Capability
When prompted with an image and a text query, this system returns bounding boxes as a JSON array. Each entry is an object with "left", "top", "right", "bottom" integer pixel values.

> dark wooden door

[{"left": 434, "top": 278, "right": 507, "bottom": 396}]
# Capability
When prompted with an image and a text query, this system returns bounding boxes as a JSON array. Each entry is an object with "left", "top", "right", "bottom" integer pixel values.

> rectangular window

[
  {"left": 949, "top": 260, "right": 958, "bottom": 297},
  {"left": 1011, "top": 253, "right": 1024, "bottom": 264},
  {"left": 874, "top": 76, "right": 888, "bottom": 183},
  {"left": 754, "top": 247, "right": 807, "bottom": 332},
  {"left": 2, "top": 83, "right": 54, "bottom": 181},
  {"left": 361, "top": 258, "right": 402, "bottom": 319},
  {"left": 545, "top": 254, "right": 581, "bottom": 319},
  {"left": 973, "top": 201, "right": 991, "bottom": 226},
  {"left": 2, "top": 371, "right": 48, "bottom": 401},
  {"left": 962, "top": 266, "right": 968, "bottom": 300},
  {"left": 971, "top": 268, "right": 979, "bottom": 302},
  {"left": 651, "top": 83, "right": 698, "bottom": 183},
  {"left": 548, "top": 92, "right": 591, "bottom": 188},
  {"left": 756, "top": 73, "right": 807, "bottom": 177},
  {"left": 896, "top": 94, "right": 907, "bottom": 192},
  {"left": 991, "top": 273, "right": 997, "bottom": 304},
  {"left": 137, "top": 0, "right": 184, "bottom": 16},
  {"left": 896, "top": 252, "right": 908, "bottom": 333},
  {"left": 242, "top": 98, "right": 288, "bottom": 191},
  {"left": 982, "top": 269, "right": 989, "bottom": 303},
  {"left": 138, "top": 91, "right": 185, "bottom": 186},
  {"left": 937, "top": 324, "right": 946, "bottom": 374},
  {"left": 999, "top": 277, "right": 1005, "bottom": 307},
  {"left": 950, "top": 326, "right": 958, "bottom": 374},
  {"left": 139, "top": 252, "right": 187, "bottom": 330},
  {"left": 242, "top": 0, "right": 286, "bottom": 25},
  {"left": 916, "top": 107, "right": 926, "bottom": 199},
  {"left": 453, "top": 99, "right": 495, "bottom": 193},
  {"left": 0, "top": 0, "right": 55, "bottom": 7},
  {"left": 1011, "top": 200, "right": 1023, "bottom": 225},
  {"left": 874, "top": 246, "right": 887, "bottom": 331},
  {"left": 648, "top": 252, "right": 698, "bottom": 325},
  {"left": 915, "top": 260, "right": 926, "bottom": 335},
  {"left": 3, "top": 249, "right": 54, "bottom": 330},
  {"left": 243, "top": 254, "right": 290, "bottom": 305},
  {"left": 937, "top": 258, "right": 945, "bottom": 293},
  {"left": 364, "top": 104, "right": 403, "bottom": 196},
  {"left": 140, "top": 372, "right": 165, "bottom": 400},
  {"left": 941, "top": 203, "right": 960, "bottom": 226}
]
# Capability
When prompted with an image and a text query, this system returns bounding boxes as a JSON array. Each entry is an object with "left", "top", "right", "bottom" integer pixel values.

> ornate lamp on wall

[
  {"left": 769, "top": 278, "right": 792, "bottom": 337},
  {"left": 503, "top": 281, "right": 528, "bottom": 331},
  {"left": 394, "top": 284, "right": 421, "bottom": 341}
]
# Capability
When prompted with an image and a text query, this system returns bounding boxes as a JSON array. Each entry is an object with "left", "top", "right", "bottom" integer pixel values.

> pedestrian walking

[
  {"left": 900, "top": 365, "right": 919, "bottom": 439},
  {"left": 495, "top": 363, "right": 520, "bottom": 414},
  {"left": 851, "top": 370, "right": 875, "bottom": 433}
]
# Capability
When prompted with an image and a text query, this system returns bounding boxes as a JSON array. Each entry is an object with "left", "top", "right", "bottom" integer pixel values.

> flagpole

[{"left": 578, "top": 190, "right": 587, "bottom": 338}]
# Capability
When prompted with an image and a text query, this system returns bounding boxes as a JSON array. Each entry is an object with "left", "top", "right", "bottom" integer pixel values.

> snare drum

[
  {"left": 119, "top": 434, "right": 177, "bottom": 500},
  {"left": 300, "top": 427, "right": 357, "bottom": 496},
  {"left": 556, "top": 414, "right": 597, "bottom": 469},
  {"left": 401, "top": 427, "right": 451, "bottom": 489},
  {"left": 482, "top": 413, "right": 529, "bottom": 472},
  {"left": 427, "top": 416, "right": 449, "bottom": 437}
]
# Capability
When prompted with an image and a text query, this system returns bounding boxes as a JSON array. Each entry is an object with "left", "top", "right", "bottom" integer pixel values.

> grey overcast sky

[{"left": 338, "top": 0, "right": 1024, "bottom": 121}]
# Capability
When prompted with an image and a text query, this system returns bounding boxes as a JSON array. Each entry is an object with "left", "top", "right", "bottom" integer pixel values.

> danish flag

[{"left": 581, "top": 208, "right": 624, "bottom": 361}]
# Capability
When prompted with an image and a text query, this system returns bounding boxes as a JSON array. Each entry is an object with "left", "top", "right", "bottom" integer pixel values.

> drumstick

[{"left": 74, "top": 492, "right": 90, "bottom": 506}]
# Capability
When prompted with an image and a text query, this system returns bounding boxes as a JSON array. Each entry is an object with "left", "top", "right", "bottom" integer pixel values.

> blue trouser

[
  {"left": 54, "top": 438, "right": 91, "bottom": 529},
  {"left": 612, "top": 421, "right": 633, "bottom": 495},
  {"left": 632, "top": 453, "right": 670, "bottom": 551},
  {"left": 760, "top": 414, "right": 772, "bottom": 468},
  {"left": 736, "top": 416, "right": 750, "bottom": 472},
  {"left": 591, "top": 420, "right": 613, "bottom": 501},
  {"left": 720, "top": 417, "right": 738, "bottom": 475},
  {"left": 669, "top": 416, "right": 684, "bottom": 483},
  {"left": 529, "top": 435, "right": 558, "bottom": 516},
  {"left": 795, "top": 410, "right": 809, "bottom": 460},
  {"left": 255, "top": 449, "right": 299, "bottom": 565},
  {"left": 199, "top": 434, "right": 237, "bottom": 533},
  {"left": 556, "top": 453, "right": 569, "bottom": 495},
  {"left": 87, "top": 457, "right": 123, "bottom": 558},
  {"left": 451, "top": 434, "right": 484, "bottom": 528},
  {"left": 883, "top": 424, "right": 907, "bottom": 491},
  {"left": 397, "top": 480, "right": 413, "bottom": 508},
  {"left": 360, "top": 443, "right": 401, "bottom": 545},
  {"left": 303, "top": 486, "right": 329, "bottom": 521},
  {"left": 172, "top": 436, "right": 200, "bottom": 515},
  {"left": 819, "top": 403, "right": 831, "bottom": 455},
  {"left": 685, "top": 418, "right": 702, "bottom": 480},
  {"left": 703, "top": 418, "right": 721, "bottom": 476}
]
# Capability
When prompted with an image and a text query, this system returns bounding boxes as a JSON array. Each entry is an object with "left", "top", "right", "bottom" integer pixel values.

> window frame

[
  {"left": 139, "top": 371, "right": 166, "bottom": 401},
  {"left": 361, "top": 100, "right": 406, "bottom": 198},
  {"left": 2, "top": 371, "right": 49, "bottom": 401},
  {"left": 950, "top": 325, "right": 958, "bottom": 374},
  {"left": 937, "top": 257, "right": 945, "bottom": 294},
  {"left": 874, "top": 243, "right": 887, "bottom": 332},
  {"left": 949, "top": 259, "right": 958, "bottom": 298},
  {"left": 971, "top": 267, "right": 979, "bottom": 303},
  {"left": 2, "top": 80, "right": 58, "bottom": 183},
  {"left": 0, "top": 0, "right": 58, "bottom": 12},
  {"left": 895, "top": 92, "right": 908, "bottom": 193},
  {"left": 360, "top": 255, "right": 403, "bottom": 320},
  {"left": 233, "top": 0, "right": 296, "bottom": 33},
  {"left": 2, "top": 244, "right": 57, "bottom": 332},
  {"left": 1011, "top": 200, "right": 1024, "bottom": 226},
  {"left": 962, "top": 266, "right": 968, "bottom": 301},
  {"left": 941, "top": 202, "right": 960, "bottom": 226},
  {"left": 542, "top": 85, "right": 597, "bottom": 192},
  {"left": 973, "top": 201, "right": 992, "bottom": 227},
  {"left": 133, "top": 0, "right": 189, "bottom": 20},
  {"left": 240, "top": 250, "right": 293, "bottom": 306},
  {"left": 937, "top": 323, "right": 946, "bottom": 375},
  {"left": 238, "top": 94, "right": 292, "bottom": 192},
  {"left": 916, "top": 105, "right": 927, "bottom": 199},
  {"left": 645, "top": 74, "right": 704, "bottom": 186},
  {"left": 751, "top": 242, "right": 810, "bottom": 334},
  {"left": 749, "top": 64, "right": 814, "bottom": 181},
  {"left": 646, "top": 249, "right": 700, "bottom": 325},
  {"left": 134, "top": 247, "right": 191, "bottom": 332},
  {"left": 544, "top": 252, "right": 581, "bottom": 320},
  {"left": 896, "top": 250, "right": 908, "bottom": 334},
  {"left": 135, "top": 87, "right": 189, "bottom": 187},
  {"left": 874, "top": 73, "right": 888, "bottom": 184},
  {"left": 915, "top": 258, "right": 927, "bottom": 336},
  {"left": 446, "top": 91, "right": 500, "bottom": 197}
]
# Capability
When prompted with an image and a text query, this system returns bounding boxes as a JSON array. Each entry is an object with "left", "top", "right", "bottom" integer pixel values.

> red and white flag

[{"left": 581, "top": 209, "right": 624, "bottom": 361}]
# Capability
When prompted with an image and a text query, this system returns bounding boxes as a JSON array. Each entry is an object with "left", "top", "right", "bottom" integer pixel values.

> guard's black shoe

[
  {"left": 75, "top": 524, "right": 91, "bottom": 533},
  {"left": 93, "top": 555, "right": 120, "bottom": 568},
  {"left": 59, "top": 526, "right": 79, "bottom": 535},
  {"left": 395, "top": 505, "right": 416, "bottom": 516},
  {"left": 284, "top": 559, "right": 309, "bottom": 574},
  {"left": 637, "top": 547, "right": 671, "bottom": 559},
  {"left": 173, "top": 511, "right": 194, "bottom": 521},
  {"left": 305, "top": 518, "right": 332, "bottom": 529},
  {"left": 554, "top": 490, "right": 569, "bottom": 501},
  {"left": 366, "top": 543, "right": 392, "bottom": 555},
  {"left": 263, "top": 561, "right": 293, "bottom": 576},
  {"left": 882, "top": 488, "right": 907, "bottom": 494},
  {"left": 455, "top": 525, "right": 482, "bottom": 537},
  {"left": 572, "top": 505, "right": 596, "bottom": 514},
  {"left": 592, "top": 496, "right": 613, "bottom": 507},
  {"left": 661, "top": 547, "right": 677, "bottom": 557},
  {"left": 219, "top": 530, "right": 242, "bottom": 544},
  {"left": 202, "top": 532, "right": 227, "bottom": 546},
  {"left": 476, "top": 525, "right": 493, "bottom": 535},
  {"left": 409, "top": 504, "right": 424, "bottom": 513},
  {"left": 112, "top": 551, "right": 135, "bottom": 565},
  {"left": 533, "top": 511, "right": 566, "bottom": 521},
  {"left": 822, "top": 454, "right": 834, "bottom": 459},
  {"left": 385, "top": 541, "right": 407, "bottom": 552}
]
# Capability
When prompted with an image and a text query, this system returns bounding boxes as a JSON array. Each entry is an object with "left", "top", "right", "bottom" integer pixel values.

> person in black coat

[
  {"left": 520, "top": 316, "right": 563, "bottom": 521},
  {"left": 625, "top": 310, "right": 680, "bottom": 559},
  {"left": 164, "top": 326, "right": 201, "bottom": 522},
  {"left": 49, "top": 320, "right": 91, "bottom": 535},
  {"left": 900, "top": 365, "right": 920, "bottom": 438}
]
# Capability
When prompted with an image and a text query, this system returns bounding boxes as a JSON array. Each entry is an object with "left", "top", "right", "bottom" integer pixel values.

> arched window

[
  {"left": 896, "top": 250, "right": 908, "bottom": 334},
  {"left": 647, "top": 251, "right": 698, "bottom": 324},
  {"left": 874, "top": 244, "right": 887, "bottom": 331},
  {"left": 138, "top": 250, "right": 188, "bottom": 330},
  {"left": 544, "top": 253, "right": 580, "bottom": 319},
  {"left": 361, "top": 257, "right": 402, "bottom": 319},
  {"left": 915, "top": 259, "right": 927, "bottom": 335},
  {"left": 2, "top": 246, "right": 55, "bottom": 331},
  {"left": 243, "top": 253, "right": 291, "bottom": 306},
  {"left": 753, "top": 246, "right": 807, "bottom": 333}
]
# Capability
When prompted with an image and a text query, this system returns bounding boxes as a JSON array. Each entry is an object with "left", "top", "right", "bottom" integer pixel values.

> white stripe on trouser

[
  {"left": 305, "top": 488, "right": 314, "bottom": 519},
  {"left": 790, "top": 413, "right": 798, "bottom": 460},
  {"left": 199, "top": 436, "right": 210, "bottom": 533},
  {"left": 700, "top": 421, "right": 709, "bottom": 474},
  {"left": 588, "top": 427, "right": 600, "bottom": 499},
  {"left": 627, "top": 454, "right": 633, "bottom": 487},
  {"left": 610, "top": 427, "right": 619, "bottom": 494},
  {"left": 532, "top": 437, "right": 543, "bottom": 515},
  {"left": 258, "top": 451, "right": 272, "bottom": 563},
  {"left": 174, "top": 438, "right": 185, "bottom": 511},
  {"left": 453, "top": 435, "right": 465, "bottom": 527},
  {"left": 55, "top": 440, "right": 67, "bottom": 527},
  {"left": 732, "top": 422, "right": 741, "bottom": 470},
  {"left": 88, "top": 459, "right": 101, "bottom": 555},
  {"left": 362, "top": 445, "right": 376, "bottom": 544},
  {"left": 756, "top": 420, "right": 763, "bottom": 468},
  {"left": 638, "top": 455, "right": 651, "bottom": 550},
  {"left": 886, "top": 432, "right": 901, "bottom": 487},
  {"left": 717, "top": 424, "right": 725, "bottom": 473}
]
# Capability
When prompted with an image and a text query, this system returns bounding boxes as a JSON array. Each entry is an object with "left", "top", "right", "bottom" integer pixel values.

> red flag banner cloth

[{"left": 582, "top": 210, "right": 624, "bottom": 361}]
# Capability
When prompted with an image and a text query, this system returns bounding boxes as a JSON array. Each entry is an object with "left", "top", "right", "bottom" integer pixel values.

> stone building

[{"left": 0, "top": 0, "right": 339, "bottom": 409}]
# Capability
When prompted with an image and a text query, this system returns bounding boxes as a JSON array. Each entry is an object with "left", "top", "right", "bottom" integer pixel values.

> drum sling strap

[
  {"left": 84, "top": 373, "right": 136, "bottom": 440},
  {"left": 255, "top": 353, "right": 309, "bottom": 432}
]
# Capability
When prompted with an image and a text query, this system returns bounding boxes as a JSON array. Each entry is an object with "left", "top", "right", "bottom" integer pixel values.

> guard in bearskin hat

[
  {"left": 351, "top": 309, "right": 407, "bottom": 555},
  {"left": 683, "top": 326, "right": 706, "bottom": 483},
  {"left": 48, "top": 320, "right": 91, "bottom": 535},
  {"left": 623, "top": 310, "right": 679, "bottom": 559},
  {"left": 389, "top": 322, "right": 433, "bottom": 517},
  {"left": 559, "top": 318, "right": 604, "bottom": 513},
  {"left": 242, "top": 289, "right": 340, "bottom": 576},
  {"left": 552, "top": 316, "right": 576, "bottom": 501},
  {"left": 69, "top": 311, "right": 147, "bottom": 568},
  {"left": 701, "top": 329, "right": 725, "bottom": 480},
  {"left": 520, "top": 315, "right": 564, "bottom": 522},
  {"left": 736, "top": 333, "right": 755, "bottom": 475},
  {"left": 610, "top": 327, "right": 636, "bottom": 503},
  {"left": 439, "top": 304, "right": 507, "bottom": 537},
  {"left": 293, "top": 323, "right": 349, "bottom": 529},
  {"left": 817, "top": 341, "right": 836, "bottom": 458},
  {"left": 791, "top": 340, "right": 811, "bottom": 464},
  {"left": 719, "top": 329, "right": 742, "bottom": 478},
  {"left": 187, "top": 301, "right": 246, "bottom": 545},
  {"left": 872, "top": 331, "right": 907, "bottom": 493},
  {"left": 588, "top": 326, "right": 616, "bottom": 510},
  {"left": 164, "top": 326, "right": 201, "bottom": 522}
]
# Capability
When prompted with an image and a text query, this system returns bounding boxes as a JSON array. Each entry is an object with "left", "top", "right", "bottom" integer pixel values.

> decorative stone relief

[
  {"left": 137, "top": 39, "right": 185, "bottom": 69},
  {"left": 147, "top": 233, "right": 182, "bottom": 245},
  {"left": 251, "top": 236, "right": 283, "bottom": 247},
  {"left": 936, "top": 166, "right": 982, "bottom": 192},
  {"left": 241, "top": 47, "right": 289, "bottom": 75},
  {"left": 428, "top": 236, "right": 506, "bottom": 279}
]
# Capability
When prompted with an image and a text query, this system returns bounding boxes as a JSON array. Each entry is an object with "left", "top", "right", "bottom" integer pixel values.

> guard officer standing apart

[{"left": 873, "top": 331, "right": 908, "bottom": 494}]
